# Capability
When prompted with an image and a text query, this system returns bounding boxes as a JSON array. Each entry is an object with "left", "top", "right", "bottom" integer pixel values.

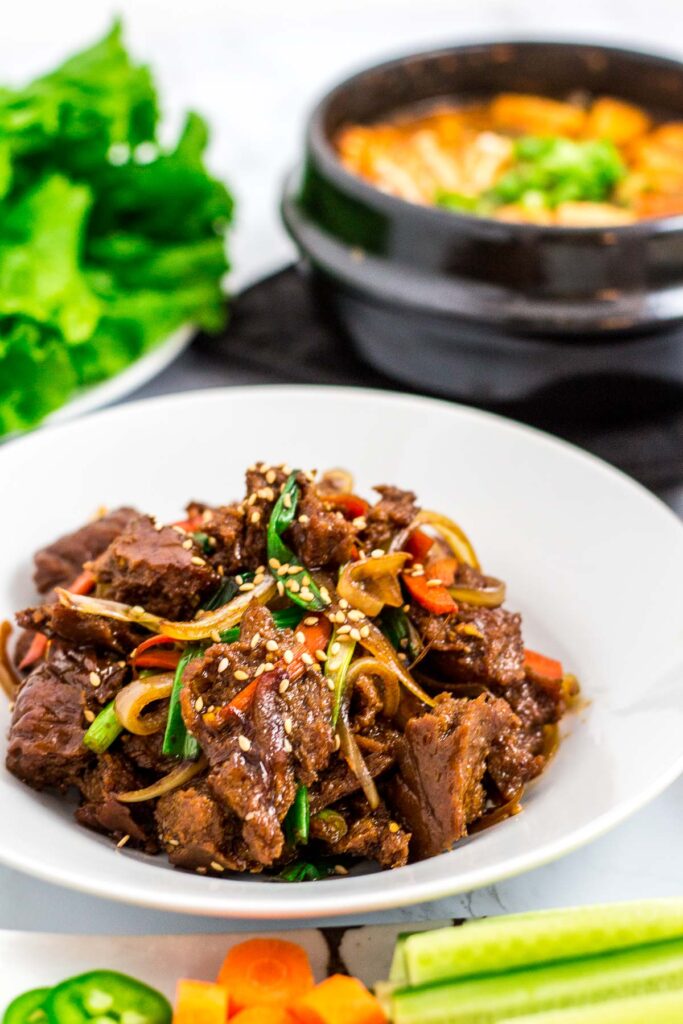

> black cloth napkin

[{"left": 137, "top": 265, "right": 683, "bottom": 497}]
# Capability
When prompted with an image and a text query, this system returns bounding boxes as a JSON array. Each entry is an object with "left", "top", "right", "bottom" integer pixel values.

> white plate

[
  {"left": 1, "top": 385, "right": 682, "bottom": 919},
  {"left": 0, "top": 921, "right": 434, "bottom": 1008}
]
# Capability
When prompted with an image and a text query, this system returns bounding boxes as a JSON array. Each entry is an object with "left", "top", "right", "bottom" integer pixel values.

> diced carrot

[
  {"left": 402, "top": 572, "right": 457, "bottom": 616},
  {"left": 173, "top": 979, "right": 228, "bottom": 1024},
  {"left": 524, "top": 648, "right": 563, "bottom": 682},
  {"left": 290, "top": 975, "right": 387, "bottom": 1024},
  {"left": 425, "top": 557, "right": 458, "bottom": 587},
  {"left": 218, "top": 938, "right": 314, "bottom": 1013},
  {"left": 404, "top": 528, "right": 433, "bottom": 563},
  {"left": 321, "top": 493, "right": 370, "bottom": 520},
  {"left": 230, "top": 1007, "right": 294, "bottom": 1024},
  {"left": 19, "top": 568, "right": 96, "bottom": 670}
]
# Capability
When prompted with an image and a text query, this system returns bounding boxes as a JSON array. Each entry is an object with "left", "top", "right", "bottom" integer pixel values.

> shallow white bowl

[{"left": 1, "top": 385, "right": 682, "bottom": 918}]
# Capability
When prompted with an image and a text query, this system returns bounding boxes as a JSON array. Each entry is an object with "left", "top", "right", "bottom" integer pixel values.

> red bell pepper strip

[
  {"left": 402, "top": 572, "right": 458, "bottom": 616},
  {"left": 405, "top": 528, "right": 434, "bottom": 564},
  {"left": 172, "top": 515, "right": 204, "bottom": 531},
  {"left": 19, "top": 569, "right": 96, "bottom": 670},
  {"left": 321, "top": 493, "right": 370, "bottom": 520},
  {"left": 134, "top": 650, "right": 182, "bottom": 670},
  {"left": 524, "top": 648, "right": 563, "bottom": 682}
]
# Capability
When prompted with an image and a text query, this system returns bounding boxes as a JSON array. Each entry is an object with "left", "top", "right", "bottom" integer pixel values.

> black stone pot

[{"left": 282, "top": 41, "right": 683, "bottom": 402}]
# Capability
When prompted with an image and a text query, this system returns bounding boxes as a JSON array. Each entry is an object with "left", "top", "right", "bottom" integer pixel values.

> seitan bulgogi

[{"left": 2, "top": 464, "right": 578, "bottom": 878}]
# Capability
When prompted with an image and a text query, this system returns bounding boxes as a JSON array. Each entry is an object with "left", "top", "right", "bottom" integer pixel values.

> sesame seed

[
  {"left": 196, "top": 866, "right": 207, "bottom": 875},
  {"left": 337, "top": 625, "right": 351, "bottom": 635},
  {"left": 247, "top": 493, "right": 257, "bottom": 506},
  {"left": 238, "top": 734, "right": 251, "bottom": 752},
  {"left": 300, "top": 588, "right": 314, "bottom": 602},
  {"left": 250, "top": 632, "right": 262, "bottom": 649},
  {"left": 320, "top": 586, "right": 331, "bottom": 603},
  {"left": 254, "top": 664, "right": 266, "bottom": 677},
  {"left": 402, "top": 604, "right": 410, "bottom": 613},
  {"left": 250, "top": 511, "right": 261, "bottom": 524},
  {"left": 389, "top": 821, "right": 400, "bottom": 834},
  {"left": 211, "top": 630, "right": 221, "bottom": 643},
  {"left": 288, "top": 565, "right": 303, "bottom": 575},
  {"left": 302, "top": 575, "right": 311, "bottom": 586},
  {"left": 173, "top": 525, "right": 187, "bottom": 535},
  {"left": 288, "top": 579, "right": 301, "bottom": 593},
  {"left": 284, "top": 717, "right": 293, "bottom": 735},
  {"left": 167, "top": 838, "right": 179, "bottom": 846},
  {"left": 315, "top": 649, "right": 327, "bottom": 662},
  {"left": 304, "top": 616, "right": 318, "bottom": 626},
  {"left": 352, "top": 516, "right": 367, "bottom": 529},
  {"left": 89, "top": 671, "right": 101, "bottom": 688},
  {"left": 334, "top": 611, "right": 346, "bottom": 624},
  {"left": 203, "top": 510, "right": 213, "bottom": 523},
  {"left": 266, "top": 639, "right": 279, "bottom": 652},
  {"left": 360, "top": 625, "right": 370, "bottom": 638},
  {"left": 182, "top": 538, "right": 193, "bottom": 550},
  {"left": 371, "top": 548, "right": 384, "bottom": 558},
  {"left": 84, "top": 709, "right": 95, "bottom": 723},
  {"left": 283, "top": 493, "right": 292, "bottom": 509},
  {"left": 218, "top": 657, "right": 229, "bottom": 673},
  {"left": 426, "top": 578, "right": 444, "bottom": 587},
  {"left": 239, "top": 582, "right": 255, "bottom": 592},
  {"left": 276, "top": 581, "right": 285, "bottom": 597},
  {"left": 195, "top": 696, "right": 204, "bottom": 712},
  {"left": 334, "top": 864, "right": 348, "bottom": 875},
  {"left": 283, "top": 650, "right": 294, "bottom": 665},
  {"left": 217, "top": 565, "right": 225, "bottom": 576},
  {"left": 131, "top": 605, "right": 144, "bottom": 615},
  {"left": 269, "top": 557, "right": 281, "bottom": 569},
  {"left": 339, "top": 598, "right": 350, "bottom": 609},
  {"left": 327, "top": 679, "right": 335, "bottom": 691},
  {"left": 234, "top": 669, "right": 249, "bottom": 681},
  {"left": 347, "top": 609, "right": 363, "bottom": 621},
  {"left": 298, "top": 514, "right": 310, "bottom": 525},
  {"left": 263, "top": 662, "right": 274, "bottom": 671},
  {"left": 211, "top": 861, "right": 225, "bottom": 872},
  {"left": 301, "top": 652, "right": 314, "bottom": 666},
  {"left": 266, "top": 469, "right": 277, "bottom": 484},
  {"left": 330, "top": 642, "right": 340, "bottom": 656},
  {"left": 277, "top": 564, "right": 290, "bottom": 576},
  {"left": 279, "top": 679, "right": 290, "bottom": 694},
  {"left": 284, "top": 738, "right": 293, "bottom": 753},
  {"left": 116, "top": 834, "right": 130, "bottom": 849},
  {"left": 191, "top": 556, "right": 206, "bottom": 566},
  {"left": 349, "top": 628, "right": 362, "bottom": 642},
  {"left": 334, "top": 733, "right": 341, "bottom": 750},
  {"left": 245, "top": 811, "right": 255, "bottom": 821},
  {"left": 295, "top": 631, "right": 306, "bottom": 644}
]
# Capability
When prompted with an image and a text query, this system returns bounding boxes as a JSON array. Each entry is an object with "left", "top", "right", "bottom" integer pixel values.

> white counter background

[{"left": 1, "top": 0, "right": 682, "bottom": 932}]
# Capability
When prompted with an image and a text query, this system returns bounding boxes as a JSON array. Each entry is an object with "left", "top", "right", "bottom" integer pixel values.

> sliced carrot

[
  {"left": 290, "top": 975, "right": 387, "bottom": 1024},
  {"left": 524, "top": 648, "right": 563, "bottom": 682},
  {"left": 218, "top": 938, "right": 314, "bottom": 1013},
  {"left": 19, "top": 569, "right": 96, "bottom": 670},
  {"left": 230, "top": 1007, "right": 294, "bottom": 1024},
  {"left": 173, "top": 978, "right": 228, "bottom": 1024},
  {"left": 172, "top": 516, "right": 204, "bottom": 531},
  {"left": 402, "top": 572, "right": 458, "bottom": 616},
  {"left": 425, "top": 556, "right": 458, "bottom": 587},
  {"left": 134, "top": 650, "right": 182, "bottom": 670},
  {"left": 405, "top": 528, "right": 434, "bottom": 563},
  {"left": 321, "top": 493, "right": 370, "bottom": 520}
]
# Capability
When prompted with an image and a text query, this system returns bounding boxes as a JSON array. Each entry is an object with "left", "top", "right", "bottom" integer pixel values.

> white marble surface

[{"left": 1, "top": 0, "right": 682, "bottom": 932}]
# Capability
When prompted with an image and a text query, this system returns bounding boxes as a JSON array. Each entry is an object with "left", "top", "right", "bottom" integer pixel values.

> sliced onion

[
  {"left": 469, "top": 786, "right": 524, "bottom": 834},
  {"left": 116, "top": 755, "right": 207, "bottom": 803},
  {"left": 0, "top": 621, "right": 19, "bottom": 700},
  {"left": 347, "top": 657, "right": 401, "bottom": 718},
  {"left": 114, "top": 673, "right": 175, "bottom": 736},
  {"left": 337, "top": 552, "right": 409, "bottom": 616},
  {"left": 319, "top": 468, "right": 354, "bottom": 494},
  {"left": 56, "top": 576, "right": 277, "bottom": 641},
  {"left": 405, "top": 509, "right": 481, "bottom": 573},
  {"left": 357, "top": 618, "right": 435, "bottom": 707},
  {"left": 449, "top": 577, "right": 506, "bottom": 608},
  {"left": 337, "top": 715, "right": 380, "bottom": 810}
]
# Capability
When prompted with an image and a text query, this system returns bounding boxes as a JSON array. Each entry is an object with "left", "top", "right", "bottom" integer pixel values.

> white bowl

[{"left": 1, "top": 385, "right": 682, "bottom": 918}]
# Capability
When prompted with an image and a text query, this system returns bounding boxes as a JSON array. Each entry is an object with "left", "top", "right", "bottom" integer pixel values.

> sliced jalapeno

[
  {"left": 45, "top": 971, "right": 171, "bottom": 1024},
  {"left": 2, "top": 987, "right": 49, "bottom": 1024}
]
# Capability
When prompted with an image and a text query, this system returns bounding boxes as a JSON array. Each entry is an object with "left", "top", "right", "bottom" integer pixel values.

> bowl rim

[{"left": 306, "top": 37, "right": 683, "bottom": 240}]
